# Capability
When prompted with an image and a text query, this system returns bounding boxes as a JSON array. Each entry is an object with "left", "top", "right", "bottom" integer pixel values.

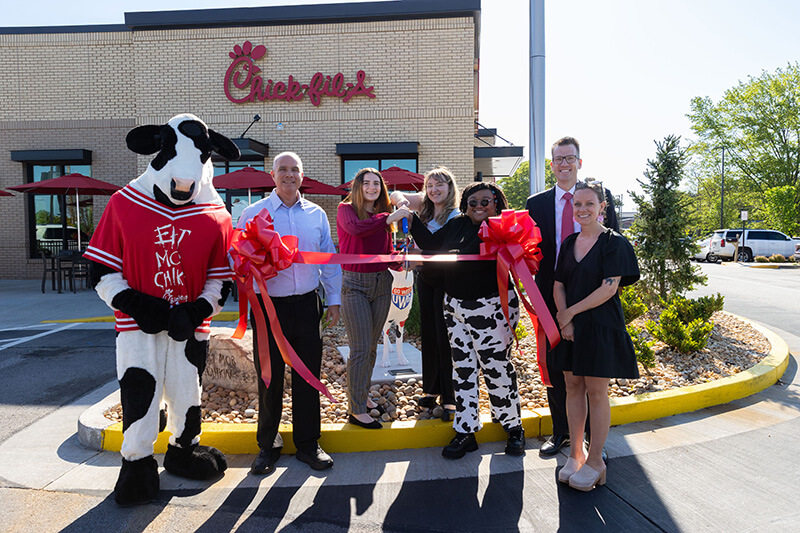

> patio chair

[
  {"left": 40, "top": 251, "right": 58, "bottom": 293},
  {"left": 63, "top": 250, "right": 90, "bottom": 293}
]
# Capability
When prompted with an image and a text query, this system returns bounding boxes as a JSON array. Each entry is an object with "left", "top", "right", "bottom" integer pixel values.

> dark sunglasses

[{"left": 467, "top": 198, "right": 494, "bottom": 208}]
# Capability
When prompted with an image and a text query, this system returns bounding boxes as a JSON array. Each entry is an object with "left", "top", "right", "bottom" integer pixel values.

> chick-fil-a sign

[{"left": 224, "top": 41, "right": 376, "bottom": 107}]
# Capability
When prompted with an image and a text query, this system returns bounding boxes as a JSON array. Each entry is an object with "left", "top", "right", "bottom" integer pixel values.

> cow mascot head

[{"left": 84, "top": 113, "right": 240, "bottom": 506}]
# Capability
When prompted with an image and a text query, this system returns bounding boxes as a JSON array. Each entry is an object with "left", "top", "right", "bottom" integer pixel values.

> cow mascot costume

[{"left": 84, "top": 113, "right": 240, "bottom": 506}]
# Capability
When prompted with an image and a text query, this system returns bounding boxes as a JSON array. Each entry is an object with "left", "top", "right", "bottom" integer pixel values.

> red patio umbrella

[
  {"left": 213, "top": 166, "right": 276, "bottom": 195},
  {"left": 0, "top": 189, "right": 13, "bottom": 196},
  {"left": 9, "top": 173, "right": 121, "bottom": 249},
  {"left": 214, "top": 167, "right": 346, "bottom": 197},
  {"left": 339, "top": 166, "right": 424, "bottom": 191},
  {"left": 300, "top": 176, "right": 348, "bottom": 196}
]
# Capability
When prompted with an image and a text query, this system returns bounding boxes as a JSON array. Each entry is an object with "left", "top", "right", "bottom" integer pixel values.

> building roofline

[
  {"left": 125, "top": 0, "right": 480, "bottom": 30},
  {"left": 0, "top": 24, "right": 129, "bottom": 35},
  {"left": 0, "top": 0, "right": 480, "bottom": 35}
]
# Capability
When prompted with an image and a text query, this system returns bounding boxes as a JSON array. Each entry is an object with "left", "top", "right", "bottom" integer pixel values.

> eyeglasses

[
  {"left": 552, "top": 155, "right": 579, "bottom": 164},
  {"left": 468, "top": 198, "right": 494, "bottom": 208}
]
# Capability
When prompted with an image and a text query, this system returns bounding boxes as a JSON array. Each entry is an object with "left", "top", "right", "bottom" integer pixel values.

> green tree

[
  {"left": 687, "top": 63, "right": 800, "bottom": 232},
  {"left": 760, "top": 185, "right": 800, "bottom": 236},
  {"left": 631, "top": 135, "right": 706, "bottom": 300},
  {"left": 498, "top": 160, "right": 555, "bottom": 210}
]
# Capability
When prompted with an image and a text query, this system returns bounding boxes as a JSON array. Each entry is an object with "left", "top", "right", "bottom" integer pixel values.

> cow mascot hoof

[
  {"left": 84, "top": 113, "right": 240, "bottom": 506},
  {"left": 114, "top": 456, "right": 160, "bottom": 507},
  {"left": 164, "top": 443, "right": 228, "bottom": 480}
]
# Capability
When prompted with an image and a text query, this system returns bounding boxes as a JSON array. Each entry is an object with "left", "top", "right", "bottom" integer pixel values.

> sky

[{"left": 5, "top": 0, "right": 800, "bottom": 209}]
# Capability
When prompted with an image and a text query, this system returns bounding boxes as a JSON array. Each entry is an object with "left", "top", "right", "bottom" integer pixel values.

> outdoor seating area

[{"left": 40, "top": 249, "right": 90, "bottom": 294}]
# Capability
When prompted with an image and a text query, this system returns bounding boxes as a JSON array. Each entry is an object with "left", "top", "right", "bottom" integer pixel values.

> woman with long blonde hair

[{"left": 390, "top": 167, "right": 460, "bottom": 419}]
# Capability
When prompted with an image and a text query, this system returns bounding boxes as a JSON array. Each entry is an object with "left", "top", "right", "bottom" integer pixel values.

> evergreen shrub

[
  {"left": 665, "top": 294, "right": 724, "bottom": 324},
  {"left": 621, "top": 285, "right": 648, "bottom": 324},
  {"left": 646, "top": 306, "right": 714, "bottom": 354},
  {"left": 628, "top": 324, "right": 655, "bottom": 369}
]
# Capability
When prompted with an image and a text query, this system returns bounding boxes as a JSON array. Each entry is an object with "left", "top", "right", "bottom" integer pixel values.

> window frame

[{"left": 25, "top": 162, "right": 93, "bottom": 258}]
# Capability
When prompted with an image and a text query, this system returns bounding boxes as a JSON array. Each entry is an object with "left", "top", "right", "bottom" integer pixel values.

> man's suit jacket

[{"left": 525, "top": 186, "right": 619, "bottom": 316}]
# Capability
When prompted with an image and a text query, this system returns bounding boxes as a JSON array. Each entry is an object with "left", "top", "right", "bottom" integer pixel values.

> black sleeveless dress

[{"left": 554, "top": 228, "right": 640, "bottom": 378}]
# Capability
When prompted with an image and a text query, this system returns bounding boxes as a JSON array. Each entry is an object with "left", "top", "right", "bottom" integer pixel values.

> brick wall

[{"left": 0, "top": 16, "right": 476, "bottom": 278}]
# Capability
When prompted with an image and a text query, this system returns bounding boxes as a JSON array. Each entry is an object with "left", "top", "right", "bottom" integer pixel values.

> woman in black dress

[{"left": 553, "top": 179, "right": 639, "bottom": 491}]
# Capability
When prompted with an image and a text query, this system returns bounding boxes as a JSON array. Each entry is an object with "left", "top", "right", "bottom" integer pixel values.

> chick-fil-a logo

[{"left": 224, "top": 41, "right": 376, "bottom": 107}]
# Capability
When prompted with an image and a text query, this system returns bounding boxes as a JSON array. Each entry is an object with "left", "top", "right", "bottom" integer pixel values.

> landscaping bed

[{"left": 103, "top": 311, "right": 770, "bottom": 426}]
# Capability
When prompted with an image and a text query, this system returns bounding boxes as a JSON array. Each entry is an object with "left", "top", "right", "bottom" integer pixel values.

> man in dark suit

[{"left": 526, "top": 136, "right": 618, "bottom": 457}]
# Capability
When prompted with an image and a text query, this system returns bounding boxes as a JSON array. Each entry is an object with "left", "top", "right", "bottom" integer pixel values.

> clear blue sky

[{"left": 5, "top": 0, "right": 799, "bottom": 208}]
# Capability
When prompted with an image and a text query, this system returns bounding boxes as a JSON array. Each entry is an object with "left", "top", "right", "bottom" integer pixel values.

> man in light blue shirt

[{"left": 237, "top": 151, "right": 342, "bottom": 475}]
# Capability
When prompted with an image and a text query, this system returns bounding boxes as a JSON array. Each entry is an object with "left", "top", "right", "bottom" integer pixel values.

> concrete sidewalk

[
  {"left": 0, "top": 279, "right": 242, "bottom": 330},
  {"left": 1, "top": 352, "right": 798, "bottom": 531},
  {"left": 1, "top": 279, "right": 800, "bottom": 530}
]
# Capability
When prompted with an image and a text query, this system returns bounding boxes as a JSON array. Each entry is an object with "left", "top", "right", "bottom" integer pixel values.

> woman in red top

[{"left": 337, "top": 168, "right": 411, "bottom": 429}]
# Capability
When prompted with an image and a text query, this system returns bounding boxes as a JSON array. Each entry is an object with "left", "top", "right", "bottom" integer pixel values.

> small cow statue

[
  {"left": 84, "top": 113, "right": 239, "bottom": 506},
  {"left": 380, "top": 268, "right": 414, "bottom": 367}
]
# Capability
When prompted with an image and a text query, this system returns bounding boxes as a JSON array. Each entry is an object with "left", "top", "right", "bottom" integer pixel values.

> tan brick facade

[{"left": 0, "top": 13, "right": 477, "bottom": 279}]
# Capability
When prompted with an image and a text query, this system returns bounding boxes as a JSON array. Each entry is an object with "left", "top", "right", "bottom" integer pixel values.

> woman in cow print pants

[{"left": 410, "top": 182, "right": 525, "bottom": 459}]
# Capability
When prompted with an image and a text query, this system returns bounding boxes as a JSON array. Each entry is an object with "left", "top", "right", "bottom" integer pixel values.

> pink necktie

[{"left": 561, "top": 192, "right": 573, "bottom": 244}]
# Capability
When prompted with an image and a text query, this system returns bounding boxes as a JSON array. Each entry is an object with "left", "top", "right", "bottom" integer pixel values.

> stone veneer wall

[{"left": 0, "top": 16, "right": 476, "bottom": 279}]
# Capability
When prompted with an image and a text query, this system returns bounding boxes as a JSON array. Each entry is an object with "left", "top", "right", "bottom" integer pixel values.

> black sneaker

[
  {"left": 250, "top": 447, "right": 281, "bottom": 475},
  {"left": 505, "top": 426, "right": 526, "bottom": 456},
  {"left": 442, "top": 432, "right": 478, "bottom": 459}
]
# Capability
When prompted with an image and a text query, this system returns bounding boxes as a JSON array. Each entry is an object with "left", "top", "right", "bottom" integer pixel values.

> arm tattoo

[{"left": 603, "top": 277, "right": 618, "bottom": 287}]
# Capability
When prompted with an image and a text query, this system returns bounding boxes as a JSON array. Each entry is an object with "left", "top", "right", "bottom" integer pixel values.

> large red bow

[
  {"left": 229, "top": 209, "right": 335, "bottom": 401},
  {"left": 479, "top": 210, "right": 561, "bottom": 387}
]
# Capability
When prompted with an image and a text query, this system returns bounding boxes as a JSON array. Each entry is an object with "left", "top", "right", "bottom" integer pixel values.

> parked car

[
  {"left": 691, "top": 234, "right": 717, "bottom": 262},
  {"left": 708, "top": 228, "right": 795, "bottom": 262},
  {"left": 793, "top": 237, "right": 800, "bottom": 260},
  {"left": 36, "top": 224, "right": 90, "bottom": 255}
]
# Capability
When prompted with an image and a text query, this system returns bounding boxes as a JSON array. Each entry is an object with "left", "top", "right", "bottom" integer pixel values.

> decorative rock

[
  {"left": 205, "top": 327, "right": 258, "bottom": 393},
  {"left": 104, "top": 312, "right": 770, "bottom": 426}
]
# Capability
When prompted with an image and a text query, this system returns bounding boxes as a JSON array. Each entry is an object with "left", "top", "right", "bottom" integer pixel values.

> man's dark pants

[{"left": 252, "top": 291, "right": 323, "bottom": 455}]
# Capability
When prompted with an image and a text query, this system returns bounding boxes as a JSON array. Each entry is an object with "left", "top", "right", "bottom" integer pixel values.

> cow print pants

[{"left": 444, "top": 290, "right": 521, "bottom": 434}]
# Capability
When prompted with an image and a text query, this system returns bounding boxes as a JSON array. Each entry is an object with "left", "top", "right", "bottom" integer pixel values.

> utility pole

[
  {"left": 720, "top": 146, "right": 725, "bottom": 228},
  {"left": 529, "top": 0, "right": 545, "bottom": 195}
]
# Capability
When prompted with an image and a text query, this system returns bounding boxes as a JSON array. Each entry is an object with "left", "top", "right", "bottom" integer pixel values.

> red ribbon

[
  {"left": 229, "top": 210, "right": 335, "bottom": 401},
  {"left": 230, "top": 208, "right": 560, "bottom": 398},
  {"left": 479, "top": 210, "right": 561, "bottom": 387}
]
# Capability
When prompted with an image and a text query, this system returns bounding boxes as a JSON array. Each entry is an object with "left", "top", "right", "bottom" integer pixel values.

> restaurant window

[
  {"left": 213, "top": 161, "right": 266, "bottom": 226},
  {"left": 336, "top": 142, "right": 419, "bottom": 185},
  {"left": 341, "top": 158, "right": 418, "bottom": 184},
  {"left": 29, "top": 164, "right": 93, "bottom": 258}
]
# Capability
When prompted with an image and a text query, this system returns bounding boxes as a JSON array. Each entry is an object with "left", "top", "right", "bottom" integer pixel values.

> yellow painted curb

[
  {"left": 44, "top": 311, "right": 240, "bottom": 324},
  {"left": 100, "top": 314, "right": 789, "bottom": 455}
]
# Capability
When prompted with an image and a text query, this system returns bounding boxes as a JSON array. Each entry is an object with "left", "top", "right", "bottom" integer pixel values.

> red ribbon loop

[
  {"left": 229, "top": 209, "right": 335, "bottom": 402},
  {"left": 479, "top": 209, "right": 561, "bottom": 387}
]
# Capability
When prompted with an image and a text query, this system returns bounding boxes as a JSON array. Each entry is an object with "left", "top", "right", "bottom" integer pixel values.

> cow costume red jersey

[
  {"left": 87, "top": 113, "right": 239, "bottom": 507},
  {"left": 85, "top": 185, "right": 233, "bottom": 333}
]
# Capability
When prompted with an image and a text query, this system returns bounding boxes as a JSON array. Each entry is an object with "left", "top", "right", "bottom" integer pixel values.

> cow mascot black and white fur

[{"left": 84, "top": 113, "right": 240, "bottom": 506}]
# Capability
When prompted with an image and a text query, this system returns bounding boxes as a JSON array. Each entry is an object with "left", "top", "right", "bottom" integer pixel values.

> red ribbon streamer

[
  {"left": 230, "top": 208, "right": 560, "bottom": 397},
  {"left": 479, "top": 210, "right": 561, "bottom": 387},
  {"left": 229, "top": 211, "right": 336, "bottom": 401}
]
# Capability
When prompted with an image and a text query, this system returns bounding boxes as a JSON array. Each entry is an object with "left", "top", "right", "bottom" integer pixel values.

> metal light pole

[
  {"left": 720, "top": 146, "right": 725, "bottom": 228},
  {"left": 529, "top": 0, "right": 545, "bottom": 194}
]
